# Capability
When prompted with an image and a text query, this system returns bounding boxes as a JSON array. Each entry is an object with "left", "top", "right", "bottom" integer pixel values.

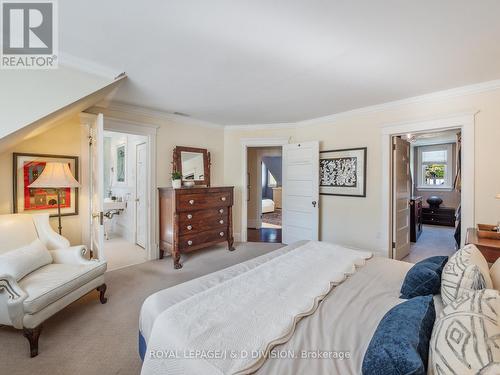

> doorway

[
  {"left": 81, "top": 113, "right": 158, "bottom": 271},
  {"left": 101, "top": 130, "right": 148, "bottom": 270},
  {"left": 392, "top": 129, "right": 462, "bottom": 263},
  {"left": 382, "top": 113, "right": 475, "bottom": 260},
  {"left": 246, "top": 146, "right": 283, "bottom": 243}
]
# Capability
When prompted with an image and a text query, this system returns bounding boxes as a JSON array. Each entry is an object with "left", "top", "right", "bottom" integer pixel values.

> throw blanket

[{"left": 141, "top": 241, "right": 372, "bottom": 375}]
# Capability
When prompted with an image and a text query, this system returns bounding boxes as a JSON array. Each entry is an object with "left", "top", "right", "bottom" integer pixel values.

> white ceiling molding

[
  {"left": 59, "top": 51, "right": 125, "bottom": 80},
  {"left": 225, "top": 79, "right": 500, "bottom": 130},
  {"left": 296, "top": 79, "right": 500, "bottom": 128},
  {"left": 225, "top": 122, "right": 298, "bottom": 131},
  {"left": 92, "top": 102, "right": 224, "bottom": 129},
  {"left": 99, "top": 78, "right": 499, "bottom": 132}
]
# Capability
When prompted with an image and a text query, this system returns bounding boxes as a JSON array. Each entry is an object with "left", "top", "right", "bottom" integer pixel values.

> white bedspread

[{"left": 141, "top": 241, "right": 372, "bottom": 375}]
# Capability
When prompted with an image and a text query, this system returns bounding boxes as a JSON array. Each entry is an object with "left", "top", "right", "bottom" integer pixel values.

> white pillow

[
  {"left": 490, "top": 258, "right": 500, "bottom": 291},
  {"left": 429, "top": 289, "right": 500, "bottom": 374},
  {"left": 0, "top": 239, "right": 52, "bottom": 281},
  {"left": 441, "top": 244, "right": 492, "bottom": 305}
]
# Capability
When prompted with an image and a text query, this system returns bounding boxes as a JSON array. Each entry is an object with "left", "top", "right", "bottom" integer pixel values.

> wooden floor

[{"left": 247, "top": 228, "right": 282, "bottom": 243}]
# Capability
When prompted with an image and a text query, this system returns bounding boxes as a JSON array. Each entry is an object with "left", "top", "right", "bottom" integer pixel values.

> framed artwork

[
  {"left": 13, "top": 153, "right": 79, "bottom": 217},
  {"left": 319, "top": 147, "right": 367, "bottom": 197}
]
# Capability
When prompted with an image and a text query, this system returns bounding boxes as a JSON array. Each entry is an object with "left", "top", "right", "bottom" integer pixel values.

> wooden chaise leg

[
  {"left": 96, "top": 284, "right": 108, "bottom": 304},
  {"left": 23, "top": 325, "right": 42, "bottom": 358}
]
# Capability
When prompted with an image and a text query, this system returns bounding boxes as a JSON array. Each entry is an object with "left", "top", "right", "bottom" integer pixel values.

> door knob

[
  {"left": 312, "top": 201, "right": 317, "bottom": 208},
  {"left": 92, "top": 212, "right": 104, "bottom": 225}
]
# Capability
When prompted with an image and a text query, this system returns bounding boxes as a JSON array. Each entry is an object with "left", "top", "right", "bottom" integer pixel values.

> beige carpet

[
  {"left": 0, "top": 242, "right": 283, "bottom": 375},
  {"left": 104, "top": 237, "right": 147, "bottom": 271},
  {"left": 402, "top": 224, "right": 457, "bottom": 263}
]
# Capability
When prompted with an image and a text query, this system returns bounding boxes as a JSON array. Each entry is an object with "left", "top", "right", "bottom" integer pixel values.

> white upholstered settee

[{"left": 0, "top": 213, "right": 107, "bottom": 357}]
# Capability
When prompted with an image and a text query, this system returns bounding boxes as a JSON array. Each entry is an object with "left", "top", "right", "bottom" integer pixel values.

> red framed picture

[{"left": 13, "top": 153, "right": 79, "bottom": 217}]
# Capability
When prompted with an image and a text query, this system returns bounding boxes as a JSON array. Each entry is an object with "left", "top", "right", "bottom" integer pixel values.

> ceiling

[
  {"left": 60, "top": 0, "right": 500, "bottom": 125},
  {"left": 408, "top": 130, "right": 459, "bottom": 146}
]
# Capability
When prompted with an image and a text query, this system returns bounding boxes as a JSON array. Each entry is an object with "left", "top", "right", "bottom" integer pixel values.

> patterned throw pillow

[
  {"left": 441, "top": 244, "right": 492, "bottom": 305},
  {"left": 429, "top": 289, "right": 500, "bottom": 374},
  {"left": 490, "top": 257, "right": 500, "bottom": 291}
]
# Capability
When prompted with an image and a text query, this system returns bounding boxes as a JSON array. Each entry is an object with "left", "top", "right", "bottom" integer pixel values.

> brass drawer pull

[
  {"left": 219, "top": 209, "right": 224, "bottom": 214},
  {"left": 187, "top": 214, "right": 193, "bottom": 219},
  {"left": 221, "top": 197, "right": 226, "bottom": 202},
  {"left": 189, "top": 199, "right": 195, "bottom": 205},
  {"left": 219, "top": 220, "right": 224, "bottom": 224},
  {"left": 187, "top": 225, "right": 193, "bottom": 230},
  {"left": 219, "top": 232, "right": 224, "bottom": 237},
  {"left": 187, "top": 240, "right": 193, "bottom": 246}
]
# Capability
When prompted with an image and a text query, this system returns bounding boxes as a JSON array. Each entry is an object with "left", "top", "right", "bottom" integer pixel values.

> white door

[
  {"left": 135, "top": 142, "right": 147, "bottom": 249},
  {"left": 89, "top": 113, "right": 105, "bottom": 260},
  {"left": 282, "top": 142, "right": 319, "bottom": 244},
  {"left": 392, "top": 137, "right": 411, "bottom": 260}
]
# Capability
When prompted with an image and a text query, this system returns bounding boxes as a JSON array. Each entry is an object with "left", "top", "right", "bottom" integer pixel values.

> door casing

[{"left": 382, "top": 112, "right": 476, "bottom": 258}]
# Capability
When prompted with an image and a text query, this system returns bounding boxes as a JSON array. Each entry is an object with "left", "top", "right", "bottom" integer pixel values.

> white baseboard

[{"left": 233, "top": 233, "right": 242, "bottom": 242}]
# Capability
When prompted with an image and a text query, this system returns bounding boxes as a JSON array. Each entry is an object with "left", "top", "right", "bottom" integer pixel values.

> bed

[
  {"left": 139, "top": 241, "right": 443, "bottom": 374},
  {"left": 261, "top": 198, "right": 275, "bottom": 214}
]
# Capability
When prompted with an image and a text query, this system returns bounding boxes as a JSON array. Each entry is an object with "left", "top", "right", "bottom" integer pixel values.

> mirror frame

[{"left": 173, "top": 146, "right": 211, "bottom": 187}]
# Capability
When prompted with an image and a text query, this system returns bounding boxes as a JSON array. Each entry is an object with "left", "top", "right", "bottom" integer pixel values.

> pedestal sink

[{"left": 103, "top": 199, "right": 126, "bottom": 211}]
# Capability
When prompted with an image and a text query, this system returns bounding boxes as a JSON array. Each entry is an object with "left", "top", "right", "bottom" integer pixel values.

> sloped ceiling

[
  {"left": 0, "top": 67, "right": 124, "bottom": 152},
  {"left": 0, "top": 66, "right": 121, "bottom": 140},
  {"left": 59, "top": 0, "right": 500, "bottom": 124}
]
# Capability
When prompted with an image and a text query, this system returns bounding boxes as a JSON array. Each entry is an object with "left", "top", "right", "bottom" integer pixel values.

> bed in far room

[{"left": 262, "top": 198, "right": 275, "bottom": 213}]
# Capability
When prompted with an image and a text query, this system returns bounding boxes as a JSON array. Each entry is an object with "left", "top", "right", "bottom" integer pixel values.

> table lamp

[{"left": 28, "top": 162, "right": 80, "bottom": 234}]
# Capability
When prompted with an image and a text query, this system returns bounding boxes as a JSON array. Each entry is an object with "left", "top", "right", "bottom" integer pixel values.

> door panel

[
  {"left": 136, "top": 142, "right": 147, "bottom": 249},
  {"left": 282, "top": 142, "right": 319, "bottom": 244},
  {"left": 90, "top": 114, "right": 104, "bottom": 260},
  {"left": 393, "top": 137, "right": 411, "bottom": 260}
]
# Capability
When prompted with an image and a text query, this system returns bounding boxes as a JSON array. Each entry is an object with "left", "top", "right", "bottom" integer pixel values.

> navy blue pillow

[
  {"left": 362, "top": 295, "right": 436, "bottom": 375},
  {"left": 400, "top": 256, "right": 448, "bottom": 299}
]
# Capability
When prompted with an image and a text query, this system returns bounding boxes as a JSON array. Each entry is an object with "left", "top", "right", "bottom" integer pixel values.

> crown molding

[
  {"left": 59, "top": 52, "right": 125, "bottom": 79},
  {"left": 223, "top": 79, "right": 500, "bottom": 131},
  {"left": 225, "top": 122, "right": 298, "bottom": 131},
  {"left": 296, "top": 80, "right": 500, "bottom": 127},
  {"left": 96, "top": 102, "right": 225, "bottom": 130}
]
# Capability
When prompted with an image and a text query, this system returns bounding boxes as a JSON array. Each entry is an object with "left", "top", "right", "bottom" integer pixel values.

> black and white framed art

[{"left": 319, "top": 147, "right": 367, "bottom": 197}]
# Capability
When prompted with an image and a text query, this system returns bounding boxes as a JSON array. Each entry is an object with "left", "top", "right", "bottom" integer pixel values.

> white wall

[
  {"left": 87, "top": 106, "right": 225, "bottom": 188},
  {"left": 224, "top": 88, "right": 500, "bottom": 254}
]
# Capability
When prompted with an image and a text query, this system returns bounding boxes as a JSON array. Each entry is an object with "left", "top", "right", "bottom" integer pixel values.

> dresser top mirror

[{"left": 173, "top": 146, "right": 211, "bottom": 187}]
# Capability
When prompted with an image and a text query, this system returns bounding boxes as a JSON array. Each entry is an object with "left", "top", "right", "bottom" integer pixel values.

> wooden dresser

[
  {"left": 159, "top": 186, "right": 235, "bottom": 269},
  {"left": 466, "top": 228, "right": 500, "bottom": 263},
  {"left": 422, "top": 206, "right": 456, "bottom": 227},
  {"left": 410, "top": 196, "right": 423, "bottom": 242}
]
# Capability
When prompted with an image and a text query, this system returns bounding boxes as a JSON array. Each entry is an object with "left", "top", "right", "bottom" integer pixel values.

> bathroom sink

[{"left": 103, "top": 200, "right": 126, "bottom": 210}]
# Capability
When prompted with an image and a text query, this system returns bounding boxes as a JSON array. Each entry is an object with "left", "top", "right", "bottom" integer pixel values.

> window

[
  {"left": 267, "top": 170, "right": 277, "bottom": 187},
  {"left": 417, "top": 144, "right": 453, "bottom": 189}
]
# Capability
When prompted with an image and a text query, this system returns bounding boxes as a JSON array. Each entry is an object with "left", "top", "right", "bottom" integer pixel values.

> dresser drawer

[
  {"left": 177, "top": 192, "right": 232, "bottom": 212},
  {"left": 178, "top": 207, "right": 228, "bottom": 224},
  {"left": 179, "top": 213, "right": 228, "bottom": 235},
  {"left": 179, "top": 228, "right": 228, "bottom": 251}
]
